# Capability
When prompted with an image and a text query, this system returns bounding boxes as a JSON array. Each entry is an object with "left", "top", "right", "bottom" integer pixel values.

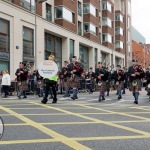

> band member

[
  {"left": 105, "top": 67, "right": 111, "bottom": 96},
  {"left": 95, "top": 62, "right": 108, "bottom": 102},
  {"left": 128, "top": 60, "right": 145, "bottom": 104},
  {"left": 122, "top": 67, "right": 128, "bottom": 94},
  {"left": 15, "top": 62, "right": 28, "bottom": 99},
  {"left": 36, "top": 69, "right": 43, "bottom": 97},
  {"left": 62, "top": 61, "right": 70, "bottom": 97},
  {"left": 41, "top": 55, "right": 58, "bottom": 104},
  {"left": 67, "top": 56, "right": 83, "bottom": 100},
  {"left": 113, "top": 65, "right": 125, "bottom": 100},
  {"left": 87, "top": 67, "right": 95, "bottom": 94},
  {"left": 145, "top": 65, "right": 150, "bottom": 96}
]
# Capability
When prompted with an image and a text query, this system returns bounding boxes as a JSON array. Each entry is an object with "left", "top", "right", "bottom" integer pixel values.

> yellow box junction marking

[
  {"left": 0, "top": 105, "right": 91, "bottom": 150},
  {"left": 31, "top": 102, "right": 150, "bottom": 136}
]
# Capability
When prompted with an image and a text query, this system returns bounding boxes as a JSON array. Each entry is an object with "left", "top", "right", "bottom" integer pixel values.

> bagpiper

[
  {"left": 112, "top": 65, "right": 125, "bottom": 100},
  {"left": 15, "top": 62, "right": 28, "bottom": 99},
  {"left": 145, "top": 65, "right": 150, "bottom": 96},
  {"left": 128, "top": 59, "right": 145, "bottom": 104},
  {"left": 95, "top": 62, "right": 108, "bottom": 102},
  {"left": 67, "top": 56, "right": 83, "bottom": 100}
]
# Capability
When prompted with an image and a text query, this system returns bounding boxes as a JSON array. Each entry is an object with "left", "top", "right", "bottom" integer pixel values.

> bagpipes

[
  {"left": 116, "top": 69, "right": 124, "bottom": 86},
  {"left": 132, "top": 65, "right": 145, "bottom": 86}
]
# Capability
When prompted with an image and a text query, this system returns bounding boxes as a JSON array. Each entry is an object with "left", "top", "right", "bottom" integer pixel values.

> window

[
  {"left": 115, "top": 41, "right": 124, "bottom": 49},
  {"left": 46, "top": 3, "right": 52, "bottom": 22},
  {"left": 102, "top": 18, "right": 112, "bottom": 27},
  {"left": 70, "top": 39, "right": 74, "bottom": 61},
  {"left": 20, "top": 0, "right": 35, "bottom": 12},
  {"left": 102, "top": 1, "right": 112, "bottom": 12},
  {"left": 102, "top": 34, "right": 112, "bottom": 43},
  {"left": 0, "top": 18, "right": 10, "bottom": 52},
  {"left": 115, "top": 27, "right": 123, "bottom": 36},
  {"left": 84, "top": 23, "right": 96, "bottom": 34},
  {"left": 128, "top": 31, "right": 130, "bottom": 42},
  {"left": 23, "top": 26, "right": 34, "bottom": 57},
  {"left": 78, "top": 1, "right": 82, "bottom": 16},
  {"left": 83, "top": 3, "right": 96, "bottom": 17},
  {"left": 55, "top": 7, "right": 75, "bottom": 23},
  {"left": 45, "top": 33, "right": 62, "bottom": 68},
  {"left": 127, "top": 16, "right": 130, "bottom": 28},
  {"left": 78, "top": 21, "right": 82, "bottom": 35},
  {"left": 115, "top": 14, "right": 123, "bottom": 22}
]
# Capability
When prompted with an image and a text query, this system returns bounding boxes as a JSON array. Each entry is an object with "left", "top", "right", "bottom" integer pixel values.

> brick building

[
  {"left": 132, "top": 41, "right": 150, "bottom": 70},
  {"left": 0, "top": 0, "right": 132, "bottom": 78}
]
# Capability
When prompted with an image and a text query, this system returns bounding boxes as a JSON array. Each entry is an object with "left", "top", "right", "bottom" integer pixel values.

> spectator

[{"left": 1, "top": 70, "right": 11, "bottom": 98}]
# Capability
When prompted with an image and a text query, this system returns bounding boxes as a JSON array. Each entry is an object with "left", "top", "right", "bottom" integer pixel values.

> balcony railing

[{"left": 46, "top": 13, "right": 52, "bottom": 22}]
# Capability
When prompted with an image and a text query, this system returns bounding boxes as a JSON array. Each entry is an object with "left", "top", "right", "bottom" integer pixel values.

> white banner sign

[{"left": 38, "top": 60, "right": 58, "bottom": 78}]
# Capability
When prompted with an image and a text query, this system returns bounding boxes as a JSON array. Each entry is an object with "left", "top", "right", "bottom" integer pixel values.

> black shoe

[
  {"left": 122, "top": 91, "right": 125, "bottom": 94},
  {"left": 52, "top": 98, "right": 57, "bottom": 103},
  {"left": 102, "top": 96, "right": 105, "bottom": 101},
  {"left": 41, "top": 98, "right": 47, "bottom": 104},
  {"left": 71, "top": 96, "right": 76, "bottom": 100},
  {"left": 38, "top": 94, "right": 41, "bottom": 97},
  {"left": 134, "top": 101, "right": 138, "bottom": 104},
  {"left": 118, "top": 95, "right": 122, "bottom": 100},
  {"left": 75, "top": 96, "right": 78, "bottom": 99},
  {"left": 98, "top": 97, "right": 101, "bottom": 102},
  {"left": 17, "top": 95, "right": 21, "bottom": 99},
  {"left": 23, "top": 96, "right": 27, "bottom": 98},
  {"left": 49, "top": 96, "right": 53, "bottom": 99}
]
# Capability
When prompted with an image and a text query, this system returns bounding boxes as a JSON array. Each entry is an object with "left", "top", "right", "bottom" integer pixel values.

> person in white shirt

[{"left": 1, "top": 70, "right": 11, "bottom": 98}]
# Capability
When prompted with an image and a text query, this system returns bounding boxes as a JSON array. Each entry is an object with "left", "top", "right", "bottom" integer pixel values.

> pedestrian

[{"left": 1, "top": 70, "right": 11, "bottom": 98}]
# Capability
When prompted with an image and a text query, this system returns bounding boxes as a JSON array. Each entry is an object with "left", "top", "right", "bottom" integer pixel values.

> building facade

[
  {"left": 132, "top": 41, "right": 150, "bottom": 70},
  {"left": 0, "top": 0, "right": 132, "bottom": 78}
]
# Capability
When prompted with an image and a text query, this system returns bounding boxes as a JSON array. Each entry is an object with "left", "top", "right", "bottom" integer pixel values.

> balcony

[{"left": 46, "top": 13, "right": 52, "bottom": 22}]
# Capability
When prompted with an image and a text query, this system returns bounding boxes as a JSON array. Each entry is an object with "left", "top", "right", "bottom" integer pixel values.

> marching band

[{"left": 1, "top": 56, "right": 150, "bottom": 105}]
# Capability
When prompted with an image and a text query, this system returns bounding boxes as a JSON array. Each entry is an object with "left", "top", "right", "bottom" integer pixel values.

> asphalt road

[{"left": 0, "top": 89, "right": 150, "bottom": 150}]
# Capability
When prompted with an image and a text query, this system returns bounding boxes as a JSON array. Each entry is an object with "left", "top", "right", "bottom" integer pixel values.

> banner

[{"left": 38, "top": 60, "right": 58, "bottom": 78}]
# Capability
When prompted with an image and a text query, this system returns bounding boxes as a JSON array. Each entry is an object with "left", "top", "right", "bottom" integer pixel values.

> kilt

[
  {"left": 96, "top": 81, "right": 107, "bottom": 92},
  {"left": 63, "top": 77, "right": 71, "bottom": 88},
  {"left": 129, "top": 79, "right": 142, "bottom": 91},
  {"left": 36, "top": 80, "right": 44, "bottom": 88},
  {"left": 115, "top": 81, "right": 124, "bottom": 90},
  {"left": 18, "top": 81, "right": 27, "bottom": 91},
  {"left": 69, "top": 76, "right": 80, "bottom": 88},
  {"left": 105, "top": 80, "right": 110, "bottom": 90}
]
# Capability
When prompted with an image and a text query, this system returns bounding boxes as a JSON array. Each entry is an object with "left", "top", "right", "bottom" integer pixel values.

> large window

[
  {"left": 55, "top": 7, "right": 75, "bottom": 23},
  {"left": 45, "top": 33, "right": 62, "bottom": 69},
  {"left": 23, "top": 26, "right": 34, "bottom": 57},
  {"left": 102, "top": 1, "right": 112, "bottom": 12},
  {"left": 78, "top": 21, "right": 82, "bottom": 35},
  {"left": 78, "top": 1, "right": 82, "bottom": 16},
  {"left": 70, "top": 39, "right": 74, "bottom": 62},
  {"left": 115, "top": 13, "right": 123, "bottom": 22},
  {"left": 102, "top": 18, "right": 112, "bottom": 27},
  {"left": 115, "top": 27, "right": 123, "bottom": 36},
  {"left": 46, "top": 3, "right": 52, "bottom": 22},
  {"left": 115, "top": 41, "right": 124, "bottom": 49},
  {"left": 0, "top": 18, "right": 10, "bottom": 52},
  {"left": 102, "top": 34, "right": 112, "bottom": 43},
  {"left": 79, "top": 45, "right": 89, "bottom": 71},
  {"left": 20, "top": 0, "right": 35, "bottom": 12},
  {"left": 83, "top": 3, "right": 96, "bottom": 17},
  {"left": 84, "top": 23, "right": 96, "bottom": 34}
]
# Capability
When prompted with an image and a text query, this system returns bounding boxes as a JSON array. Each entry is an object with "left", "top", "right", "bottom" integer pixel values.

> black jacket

[{"left": 15, "top": 68, "right": 28, "bottom": 81}]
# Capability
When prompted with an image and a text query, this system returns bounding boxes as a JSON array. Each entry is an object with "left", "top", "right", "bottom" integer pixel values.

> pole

[{"left": 34, "top": 0, "right": 37, "bottom": 70}]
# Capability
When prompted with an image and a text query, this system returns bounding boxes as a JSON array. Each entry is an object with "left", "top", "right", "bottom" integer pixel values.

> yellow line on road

[
  {"left": 131, "top": 107, "right": 150, "bottom": 112},
  {"left": 31, "top": 102, "right": 150, "bottom": 136},
  {"left": 74, "top": 104, "right": 150, "bottom": 121},
  {"left": 0, "top": 106, "right": 91, "bottom": 150},
  {"left": 1, "top": 135, "right": 150, "bottom": 145}
]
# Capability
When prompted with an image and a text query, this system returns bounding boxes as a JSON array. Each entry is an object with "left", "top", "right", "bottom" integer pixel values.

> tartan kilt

[
  {"left": 115, "top": 81, "right": 124, "bottom": 90},
  {"left": 96, "top": 81, "right": 107, "bottom": 92},
  {"left": 129, "top": 79, "right": 142, "bottom": 91},
  {"left": 63, "top": 77, "right": 71, "bottom": 88},
  {"left": 36, "top": 80, "right": 44, "bottom": 88},
  {"left": 69, "top": 76, "right": 80, "bottom": 88},
  {"left": 18, "top": 81, "right": 27, "bottom": 91},
  {"left": 105, "top": 81, "right": 110, "bottom": 90}
]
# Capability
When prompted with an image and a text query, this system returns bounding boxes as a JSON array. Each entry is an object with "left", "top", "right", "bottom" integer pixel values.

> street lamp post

[{"left": 34, "top": 0, "right": 47, "bottom": 69}]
